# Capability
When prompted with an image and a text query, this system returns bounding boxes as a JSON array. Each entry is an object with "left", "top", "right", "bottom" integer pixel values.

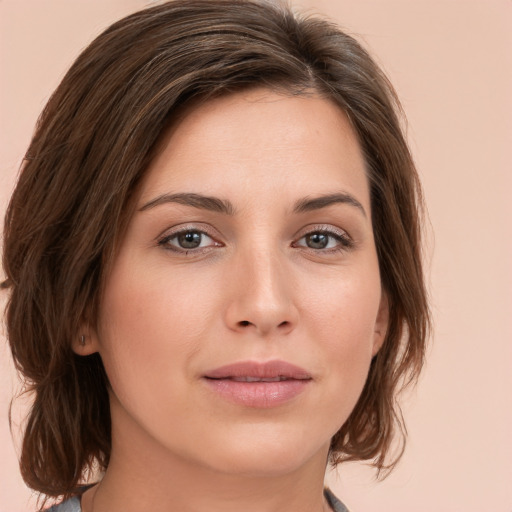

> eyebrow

[
  {"left": 139, "top": 191, "right": 366, "bottom": 217},
  {"left": 293, "top": 193, "right": 367, "bottom": 218},
  {"left": 139, "top": 193, "right": 236, "bottom": 215}
]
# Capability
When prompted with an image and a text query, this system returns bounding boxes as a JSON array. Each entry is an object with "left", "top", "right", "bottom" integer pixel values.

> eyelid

[{"left": 294, "top": 223, "right": 351, "bottom": 239}]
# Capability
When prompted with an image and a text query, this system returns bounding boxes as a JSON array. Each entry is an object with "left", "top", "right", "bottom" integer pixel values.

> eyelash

[
  {"left": 292, "top": 226, "right": 354, "bottom": 253},
  {"left": 157, "top": 226, "right": 221, "bottom": 254},
  {"left": 157, "top": 225, "right": 353, "bottom": 255}
]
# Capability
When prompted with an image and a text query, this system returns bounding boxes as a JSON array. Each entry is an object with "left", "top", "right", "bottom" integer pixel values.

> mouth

[
  {"left": 203, "top": 360, "right": 312, "bottom": 408},
  {"left": 221, "top": 376, "right": 295, "bottom": 382},
  {"left": 204, "top": 360, "right": 312, "bottom": 380}
]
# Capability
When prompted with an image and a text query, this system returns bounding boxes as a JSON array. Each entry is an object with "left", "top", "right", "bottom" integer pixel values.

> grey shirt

[{"left": 47, "top": 488, "right": 349, "bottom": 512}]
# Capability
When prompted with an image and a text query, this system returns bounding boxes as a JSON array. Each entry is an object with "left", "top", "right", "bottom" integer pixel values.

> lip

[{"left": 203, "top": 360, "right": 312, "bottom": 408}]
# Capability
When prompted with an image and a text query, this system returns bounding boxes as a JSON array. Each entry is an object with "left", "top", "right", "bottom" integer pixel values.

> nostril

[
  {"left": 239, "top": 320, "right": 251, "bottom": 327},
  {"left": 278, "top": 321, "right": 290, "bottom": 328}
]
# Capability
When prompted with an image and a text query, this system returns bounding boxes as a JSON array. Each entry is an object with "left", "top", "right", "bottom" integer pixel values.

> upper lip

[{"left": 204, "top": 360, "right": 312, "bottom": 381}]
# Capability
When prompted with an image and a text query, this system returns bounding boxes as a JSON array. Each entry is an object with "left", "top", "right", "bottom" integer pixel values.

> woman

[{"left": 1, "top": 1, "right": 430, "bottom": 511}]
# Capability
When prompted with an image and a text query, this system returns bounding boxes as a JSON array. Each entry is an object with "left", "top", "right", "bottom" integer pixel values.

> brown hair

[{"left": 2, "top": 0, "right": 430, "bottom": 502}]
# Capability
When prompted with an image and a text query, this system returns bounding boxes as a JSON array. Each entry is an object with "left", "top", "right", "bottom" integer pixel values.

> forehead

[{"left": 139, "top": 88, "right": 369, "bottom": 212}]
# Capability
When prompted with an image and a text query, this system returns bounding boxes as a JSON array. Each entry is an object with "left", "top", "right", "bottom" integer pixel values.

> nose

[{"left": 224, "top": 247, "right": 299, "bottom": 337}]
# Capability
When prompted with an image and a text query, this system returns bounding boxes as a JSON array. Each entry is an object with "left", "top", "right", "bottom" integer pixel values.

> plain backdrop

[{"left": 1, "top": 1, "right": 511, "bottom": 511}]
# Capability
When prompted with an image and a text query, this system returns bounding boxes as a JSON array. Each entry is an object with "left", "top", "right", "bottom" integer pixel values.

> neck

[
  {"left": 85, "top": 464, "right": 331, "bottom": 512},
  {"left": 81, "top": 402, "right": 331, "bottom": 512}
]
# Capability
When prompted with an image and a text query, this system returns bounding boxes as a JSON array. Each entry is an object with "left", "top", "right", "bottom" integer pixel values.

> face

[{"left": 83, "top": 88, "right": 388, "bottom": 477}]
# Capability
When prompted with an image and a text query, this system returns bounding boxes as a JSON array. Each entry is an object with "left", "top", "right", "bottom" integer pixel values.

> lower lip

[{"left": 203, "top": 378, "right": 310, "bottom": 408}]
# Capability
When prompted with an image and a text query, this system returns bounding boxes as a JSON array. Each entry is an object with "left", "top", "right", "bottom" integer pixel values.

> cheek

[
  {"left": 305, "top": 267, "right": 381, "bottom": 345},
  {"left": 100, "top": 254, "right": 214, "bottom": 342},
  {"left": 301, "top": 268, "right": 382, "bottom": 404},
  {"left": 96, "top": 257, "right": 212, "bottom": 405}
]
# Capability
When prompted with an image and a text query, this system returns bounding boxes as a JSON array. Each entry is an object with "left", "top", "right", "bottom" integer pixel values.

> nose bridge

[{"left": 225, "top": 240, "right": 297, "bottom": 335}]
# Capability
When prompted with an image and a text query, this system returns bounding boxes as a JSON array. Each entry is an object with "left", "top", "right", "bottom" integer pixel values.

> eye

[
  {"left": 158, "top": 228, "right": 220, "bottom": 253},
  {"left": 302, "top": 232, "right": 335, "bottom": 250},
  {"left": 293, "top": 228, "right": 353, "bottom": 252}
]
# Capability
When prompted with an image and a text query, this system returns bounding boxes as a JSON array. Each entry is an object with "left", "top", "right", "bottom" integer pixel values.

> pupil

[
  {"left": 178, "top": 231, "right": 201, "bottom": 248},
  {"left": 307, "top": 233, "right": 328, "bottom": 249}
]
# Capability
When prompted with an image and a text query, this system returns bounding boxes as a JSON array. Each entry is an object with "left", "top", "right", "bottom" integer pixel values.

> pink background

[{"left": 1, "top": 1, "right": 511, "bottom": 511}]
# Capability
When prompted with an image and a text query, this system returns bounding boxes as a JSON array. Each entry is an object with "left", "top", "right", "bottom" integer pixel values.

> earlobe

[
  {"left": 372, "top": 291, "right": 389, "bottom": 356},
  {"left": 72, "top": 327, "right": 100, "bottom": 356}
]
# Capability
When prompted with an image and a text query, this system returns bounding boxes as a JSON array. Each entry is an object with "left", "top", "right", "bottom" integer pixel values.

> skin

[{"left": 76, "top": 88, "right": 388, "bottom": 512}]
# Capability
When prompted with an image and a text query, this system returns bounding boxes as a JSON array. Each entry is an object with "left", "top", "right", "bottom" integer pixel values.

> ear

[
  {"left": 72, "top": 324, "right": 101, "bottom": 356},
  {"left": 372, "top": 290, "right": 389, "bottom": 357}
]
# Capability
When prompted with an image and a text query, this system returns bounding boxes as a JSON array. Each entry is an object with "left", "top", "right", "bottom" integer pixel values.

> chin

[
  {"left": 200, "top": 427, "right": 330, "bottom": 477},
  {"left": 212, "top": 453, "right": 316, "bottom": 478}
]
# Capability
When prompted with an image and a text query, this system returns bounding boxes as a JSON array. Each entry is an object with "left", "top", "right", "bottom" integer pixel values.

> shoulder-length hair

[{"left": 2, "top": 0, "right": 430, "bottom": 501}]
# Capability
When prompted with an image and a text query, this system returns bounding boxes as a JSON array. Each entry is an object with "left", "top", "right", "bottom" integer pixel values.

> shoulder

[
  {"left": 324, "top": 487, "right": 351, "bottom": 512},
  {"left": 45, "top": 496, "right": 81, "bottom": 512}
]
